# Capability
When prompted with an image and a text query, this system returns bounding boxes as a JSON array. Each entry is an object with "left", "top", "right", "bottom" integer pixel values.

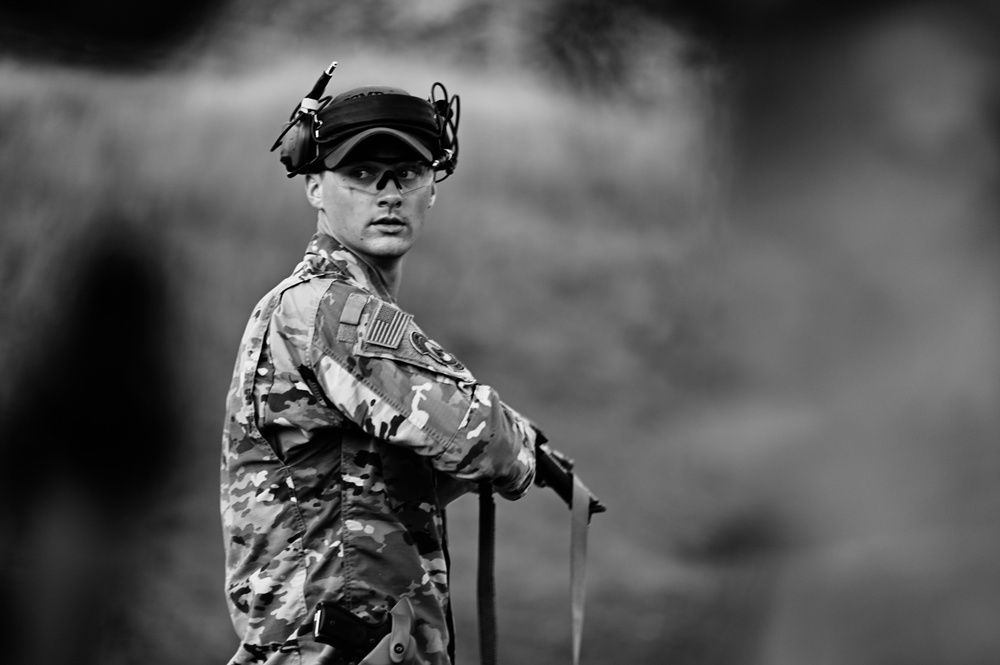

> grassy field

[{"left": 2, "top": 30, "right": 999, "bottom": 665}]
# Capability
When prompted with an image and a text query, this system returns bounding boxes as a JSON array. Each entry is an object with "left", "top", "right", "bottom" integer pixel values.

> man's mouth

[{"left": 371, "top": 217, "right": 406, "bottom": 230}]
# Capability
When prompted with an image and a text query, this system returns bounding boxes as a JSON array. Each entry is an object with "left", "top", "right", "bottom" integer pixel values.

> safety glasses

[{"left": 331, "top": 161, "right": 434, "bottom": 195}]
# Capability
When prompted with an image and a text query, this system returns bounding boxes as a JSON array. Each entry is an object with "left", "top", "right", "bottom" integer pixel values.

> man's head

[
  {"left": 273, "top": 68, "right": 460, "bottom": 274},
  {"left": 303, "top": 87, "right": 440, "bottom": 271}
]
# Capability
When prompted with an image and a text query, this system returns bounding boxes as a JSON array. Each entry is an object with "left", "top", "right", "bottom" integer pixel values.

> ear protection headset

[{"left": 270, "top": 61, "right": 461, "bottom": 180}]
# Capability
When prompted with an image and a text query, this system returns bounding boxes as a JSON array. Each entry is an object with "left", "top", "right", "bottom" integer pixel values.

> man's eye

[
  {"left": 398, "top": 165, "right": 427, "bottom": 180},
  {"left": 347, "top": 167, "right": 376, "bottom": 180}
]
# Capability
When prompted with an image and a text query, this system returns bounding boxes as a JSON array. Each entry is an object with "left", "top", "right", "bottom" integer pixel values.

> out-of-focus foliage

[
  {"left": 1, "top": 2, "right": 999, "bottom": 665},
  {"left": 0, "top": 0, "right": 229, "bottom": 68}
]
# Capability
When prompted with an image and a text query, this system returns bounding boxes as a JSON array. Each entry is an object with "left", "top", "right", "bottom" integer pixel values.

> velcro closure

[{"left": 340, "top": 293, "right": 368, "bottom": 325}]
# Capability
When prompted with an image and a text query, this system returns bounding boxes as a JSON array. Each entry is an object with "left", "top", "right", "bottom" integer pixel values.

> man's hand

[
  {"left": 531, "top": 430, "right": 607, "bottom": 516},
  {"left": 534, "top": 443, "right": 575, "bottom": 488},
  {"left": 532, "top": 425, "right": 573, "bottom": 488}
]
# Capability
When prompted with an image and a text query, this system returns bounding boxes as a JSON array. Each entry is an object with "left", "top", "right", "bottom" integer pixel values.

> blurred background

[{"left": 1, "top": 1, "right": 998, "bottom": 664}]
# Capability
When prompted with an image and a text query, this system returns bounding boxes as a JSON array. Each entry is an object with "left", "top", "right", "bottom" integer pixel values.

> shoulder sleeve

[{"left": 310, "top": 282, "right": 536, "bottom": 500}]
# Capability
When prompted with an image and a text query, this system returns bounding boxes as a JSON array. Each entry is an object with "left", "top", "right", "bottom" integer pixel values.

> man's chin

[{"left": 363, "top": 236, "right": 415, "bottom": 259}]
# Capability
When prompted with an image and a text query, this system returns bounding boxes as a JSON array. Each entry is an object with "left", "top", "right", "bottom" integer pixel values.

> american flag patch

[{"left": 365, "top": 300, "right": 412, "bottom": 349}]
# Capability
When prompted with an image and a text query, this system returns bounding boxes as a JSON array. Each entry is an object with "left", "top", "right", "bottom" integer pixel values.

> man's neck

[
  {"left": 314, "top": 217, "right": 403, "bottom": 301},
  {"left": 367, "top": 257, "right": 403, "bottom": 300}
]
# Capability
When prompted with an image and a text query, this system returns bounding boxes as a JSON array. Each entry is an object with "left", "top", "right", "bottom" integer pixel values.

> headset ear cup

[{"left": 278, "top": 117, "right": 315, "bottom": 174}]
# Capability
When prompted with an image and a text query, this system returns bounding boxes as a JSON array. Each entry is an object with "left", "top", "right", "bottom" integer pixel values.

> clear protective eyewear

[{"left": 332, "top": 161, "right": 435, "bottom": 196}]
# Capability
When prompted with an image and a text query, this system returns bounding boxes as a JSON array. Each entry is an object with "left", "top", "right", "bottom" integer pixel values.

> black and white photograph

[{"left": 1, "top": 2, "right": 998, "bottom": 664}]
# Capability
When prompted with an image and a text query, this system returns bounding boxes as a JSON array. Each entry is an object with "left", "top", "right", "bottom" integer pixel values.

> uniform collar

[{"left": 297, "top": 232, "right": 395, "bottom": 301}]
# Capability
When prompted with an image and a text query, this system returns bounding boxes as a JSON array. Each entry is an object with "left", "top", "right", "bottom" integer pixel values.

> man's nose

[
  {"left": 375, "top": 169, "right": 403, "bottom": 192},
  {"left": 375, "top": 170, "right": 404, "bottom": 206}
]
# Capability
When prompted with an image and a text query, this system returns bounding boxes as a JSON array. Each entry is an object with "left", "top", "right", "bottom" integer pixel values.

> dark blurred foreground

[
  {"left": 0, "top": 225, "right": 181, "bottom": 664},
  {"left": 1, "top": 2, "right": 999, "bottom": 664}
]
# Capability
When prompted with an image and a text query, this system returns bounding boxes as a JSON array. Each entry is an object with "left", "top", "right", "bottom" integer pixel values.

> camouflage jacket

[{"left": 221, "top": 232, "right": 537, "bottom": 665}]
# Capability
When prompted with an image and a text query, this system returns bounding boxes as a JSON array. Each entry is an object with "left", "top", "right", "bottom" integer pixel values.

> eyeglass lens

[{"left": 335, "top": 163, "right": 433, "bottom": 195}]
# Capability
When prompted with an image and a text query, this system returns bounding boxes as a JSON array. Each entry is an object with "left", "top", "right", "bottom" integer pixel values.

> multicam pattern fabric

[{"left": 221, "top": 232, "right": 537, "bottom": 665}]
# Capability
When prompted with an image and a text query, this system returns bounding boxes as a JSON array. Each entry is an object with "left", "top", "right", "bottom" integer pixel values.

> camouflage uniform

[{"left": 221, "top": 232, "right": 537, "bottom": 665}]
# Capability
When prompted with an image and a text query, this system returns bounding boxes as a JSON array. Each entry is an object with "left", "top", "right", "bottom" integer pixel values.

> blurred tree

[
  {"left": 647, "top": 1, "right": 1000, "bottom": 664},
  {"left": 0, "top": 0, "right": 231, "bottom": 68},
  {"left": 0, "top": 225, "right": 179, "bottom": 665},
  {"left": 0, "top": 5, "right": 203, "bottom": 663},
  {"left": 528, "top": 0, "right": 634, "bottom": 93}
]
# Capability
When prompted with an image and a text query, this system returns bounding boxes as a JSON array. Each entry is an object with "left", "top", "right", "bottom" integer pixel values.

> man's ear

[
  {"left": 304, "top": 173, "right": 324, "bottom": 210},
  {"left": 428, "top": 183, "right": 437, "bottom": 209}
]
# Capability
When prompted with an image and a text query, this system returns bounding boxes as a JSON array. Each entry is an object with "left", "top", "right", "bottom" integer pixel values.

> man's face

[{"left": 306, "top": 136, "right": 436, "bottom": 268}]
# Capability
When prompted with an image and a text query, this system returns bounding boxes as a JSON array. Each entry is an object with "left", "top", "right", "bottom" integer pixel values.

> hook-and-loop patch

[{"left": 337, "top": 292, "right": 369, "bottom": 343}]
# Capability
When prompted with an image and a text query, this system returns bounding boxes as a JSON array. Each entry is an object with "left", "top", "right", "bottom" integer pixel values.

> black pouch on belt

[{"left": 313, "top": 601, "right": 390, "bottom": 662}]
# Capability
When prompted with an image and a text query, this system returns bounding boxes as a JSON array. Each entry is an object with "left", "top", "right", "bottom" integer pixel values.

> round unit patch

[{"left": 410, "top": 331, "right": 466, "bottom": 372}]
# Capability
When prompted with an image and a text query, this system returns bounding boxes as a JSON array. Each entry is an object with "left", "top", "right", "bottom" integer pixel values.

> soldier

[{"left": 220, "top": 66, "right": 538, "bottom": 665}]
